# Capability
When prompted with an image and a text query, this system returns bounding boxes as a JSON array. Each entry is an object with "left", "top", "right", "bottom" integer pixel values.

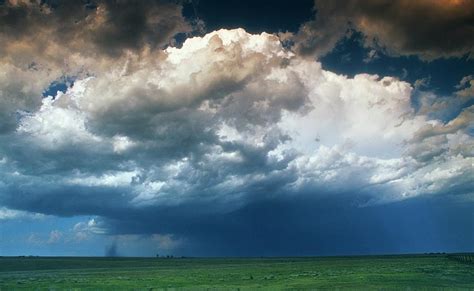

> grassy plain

[{"left": 0, "top": 255, "right": 473, "bottom": 289}]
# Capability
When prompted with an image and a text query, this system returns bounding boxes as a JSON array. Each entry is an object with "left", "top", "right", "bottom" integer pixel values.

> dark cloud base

[{"left": 100, "top": 195, "right": 473, "bottom": 256}]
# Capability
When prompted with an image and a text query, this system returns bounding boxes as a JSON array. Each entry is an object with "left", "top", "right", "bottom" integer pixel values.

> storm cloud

[
  {"left": 1, "top": 29, "right": 473, "bottom": 247},
  {"left": 0, "top": 0, "right": 190, "bottom": 58},
  {"left": 293, "top": 0, "right": 474, "bottom": 60},
  {"left": 0, "top": 1, "right": 473, "bottom": 256}
]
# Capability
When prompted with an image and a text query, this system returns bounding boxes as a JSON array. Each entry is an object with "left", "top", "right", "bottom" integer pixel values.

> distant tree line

[
  {"left": 156, "top": 254, "right": 188, "bottom": 259},
  {"left": 447, "top": 253, "right": 474, "bottom": 264},
  {"left": 156, "top": 254, "right": 174, "bottom": 258}
]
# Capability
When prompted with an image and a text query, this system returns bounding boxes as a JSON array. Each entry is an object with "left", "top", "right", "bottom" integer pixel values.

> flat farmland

[{"left": 0, "top": 255, "right": 473, "bottom": 289}]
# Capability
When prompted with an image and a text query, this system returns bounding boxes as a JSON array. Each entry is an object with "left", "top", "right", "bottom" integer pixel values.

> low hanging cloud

[
  {"left": 0, "top": 206, "right": 46, "bottom": 221},
  {"left": 293, "top": 0, "right": 474, "bottom": 60},
  {"left": 0, "top": 28, "right": 472, "bottom": 252}
]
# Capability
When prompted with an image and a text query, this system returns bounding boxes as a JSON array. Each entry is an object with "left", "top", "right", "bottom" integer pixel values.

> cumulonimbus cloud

[
  {"left": 0, "top": 1, "right": 474, "bottom": 252},
  {"left": 1, "top": 28, "right": 472, "bottom": 227}
]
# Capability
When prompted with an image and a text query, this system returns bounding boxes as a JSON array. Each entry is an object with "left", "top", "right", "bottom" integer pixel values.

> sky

[{"left": 0, "top": 0, "right": 473, "bottom": 257}]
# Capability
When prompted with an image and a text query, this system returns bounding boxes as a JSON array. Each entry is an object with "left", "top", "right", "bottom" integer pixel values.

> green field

[{"left": 0, "top": 255, "right": 473, "bottom": 289}]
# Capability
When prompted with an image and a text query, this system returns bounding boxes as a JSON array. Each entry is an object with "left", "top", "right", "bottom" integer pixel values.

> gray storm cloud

[
  {"left": 0, "top": 0, "right": 190, "bottom": 59},
  {"left": 293, "top": 0, "right": 474, "bottom": 60}
]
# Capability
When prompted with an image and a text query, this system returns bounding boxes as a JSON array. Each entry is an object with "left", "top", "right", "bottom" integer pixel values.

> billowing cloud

[
  {"left": 0, "top": 28, "right": 472, "bottom": 253},
  {"left": 0, "top": 0, "right": 191, "bottom": 134},
  {"left": 0, "top": 63, "right": 57, "bottom": 133},
  {"left": 293, "top": 0, "right": 474, "bottom": 60}
]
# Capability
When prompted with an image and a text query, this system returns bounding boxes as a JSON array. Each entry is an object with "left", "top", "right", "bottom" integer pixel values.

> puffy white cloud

[
  {"left": 0, "top": 63, "right": 61, "bottom": 133},
  {"left": 279, "top": 69, "right": 424, "bottom": 157},
  {"left": 17, "top": 96, "right": 101, "bottom": 150},
  {"left": 47, "top": 230, "right": 63, "bottom": 244},
  {"left": 72, "top": 218, "right": 108, "bottom": 242},
  {"left": 0, "top": 207, "right": 46, "bottom": 221}
]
